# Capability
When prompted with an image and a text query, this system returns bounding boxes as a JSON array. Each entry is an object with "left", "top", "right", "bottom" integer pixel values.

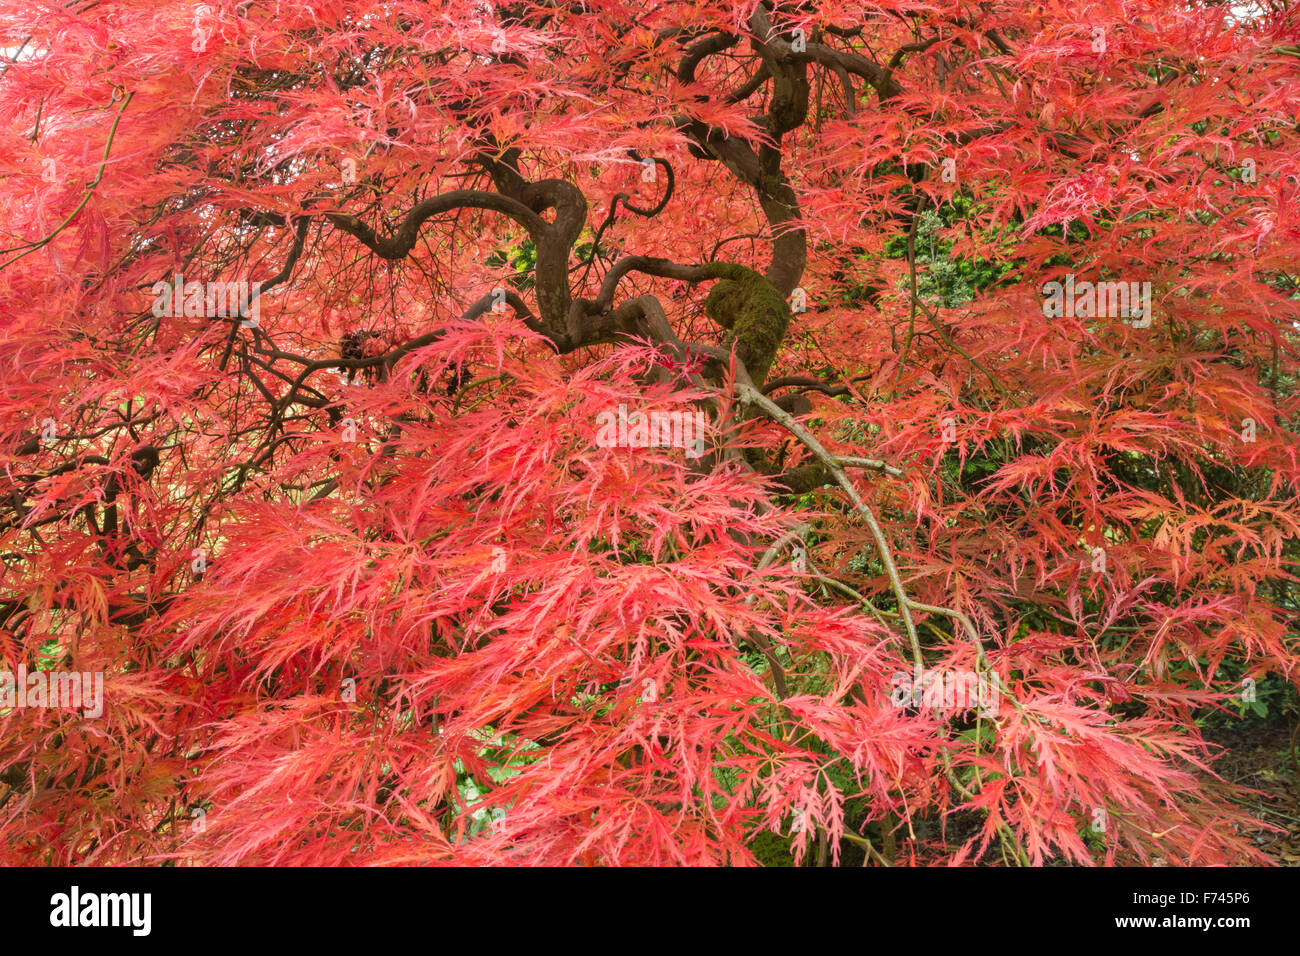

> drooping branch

[{"left": 735, "top": 382, "right": 923, "bottom": 679}]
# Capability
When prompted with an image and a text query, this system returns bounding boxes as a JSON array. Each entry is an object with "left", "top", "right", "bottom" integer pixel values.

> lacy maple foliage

[{"left": 1, "top": 0, "right": 1298, "bottom": 866}]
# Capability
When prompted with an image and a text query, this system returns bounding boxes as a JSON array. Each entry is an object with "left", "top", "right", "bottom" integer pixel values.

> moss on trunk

[{"left": 703, "top": 266, "right": 791, "bottom": 385}]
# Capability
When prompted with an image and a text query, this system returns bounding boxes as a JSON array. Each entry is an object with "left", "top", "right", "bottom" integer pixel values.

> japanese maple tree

[{"left": 2, "top": 0, "right": 1299, "bottom": 865}]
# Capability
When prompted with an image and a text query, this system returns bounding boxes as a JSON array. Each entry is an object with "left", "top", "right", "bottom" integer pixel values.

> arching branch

[{"left": 324, "top": 190, "right": 546, "bottom": 260}]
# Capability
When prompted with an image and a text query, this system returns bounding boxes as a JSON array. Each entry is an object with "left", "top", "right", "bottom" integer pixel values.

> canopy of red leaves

[{"left": 1, "top": 0, "right": 1298, "bottom": 865}]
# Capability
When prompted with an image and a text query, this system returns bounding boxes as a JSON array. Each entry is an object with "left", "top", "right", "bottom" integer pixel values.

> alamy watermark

[
  {"left": 50, "top": 886, "right": 150, "bottom": 936},
  {"left": 1041, "top": 273, "right": 1151, "bottom": 327},
  {"left": 1, "top": 665, "right": 104, "bottom": 718},
  {"left": 151, "top": 272, "right": 263, "bottom": 328},
  {"left": 595, "top": 404, "right": 707, "bottom": 458},
  {"left": 891, "top": 669, "right": 999, "bottom": 717}
]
